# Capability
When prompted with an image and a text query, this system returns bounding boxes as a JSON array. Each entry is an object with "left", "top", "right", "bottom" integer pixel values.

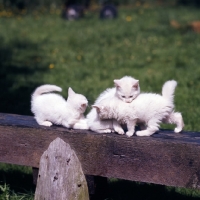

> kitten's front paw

[
  {"left": 76, "top": 124, "right": 89, "bottom": 130},
  {"left": 73, "top": 122, "right": 89, "bottom": 130},
  {"left": 126, "top": 131, "right": 134, "bottom": 137},
  {"left": 136, "top": 130, "right": 153, "bottom": 137},
  {"left": 93, "top": 129, "right": 112, "bottom": 133},
  {"left": 103, "top": 129, "right": 112, "bottom": 133},
  {"left": 115, "top": 127, "right": 125, "bottom": 135},
  {"left": 41, "top": 121, "right": 53, "bottom": 127}
]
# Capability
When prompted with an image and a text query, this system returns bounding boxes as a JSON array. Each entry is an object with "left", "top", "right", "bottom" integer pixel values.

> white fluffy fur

[
  {"left": 87, "top": 76, "right": 140, "bottom": 133},
  {"left": 93, "top": 80, "right": 184, "bottom": 137},
  {"left": 31, "top": 84, "right": 88, "bottom": 129}
]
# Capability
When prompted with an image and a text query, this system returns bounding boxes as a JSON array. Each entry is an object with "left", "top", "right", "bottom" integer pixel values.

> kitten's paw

[
  {"left": 74, "top": 124, "right": 89, "bottom": 130},
  {"left": 174, "top": 127, "right": 182, "bottom": 133},
  {"left": 73, "top": 122, "right": 89, "bottom": 130},
  {"left": 174, "top": 121, "right": 184, "bottom": 133},
  {"left": 136, "top": 130, "right": 153, "bottom": 137},
  {"left": 92, "top": 129, "right": 112, "bottom": 133},
  {"left": 103, "top": 129, "right": 112, "bottom": 133},
  {"left": 41, "top": 121, "right": 52, "bottom": 127},
  {"left": 126, "top": 131, "right": 134, "bottom": 137},
  {"left": 81, "top": 124, "right": 89, "bottom": 129},
  {"left": 115, "top": 127, "right": 125, "bottom": 135},
  {"left": 173, "top": 112, "right": 184, "bottom": 133}
]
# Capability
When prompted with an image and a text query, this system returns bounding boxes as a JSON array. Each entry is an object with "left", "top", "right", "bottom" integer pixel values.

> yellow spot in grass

[
  {"left": 49, "top": 64, "right": 54, "bottom": 69},
  {"left": 126, "top": 16, "right": 132, "bottom": 22},
  {"left": 56, "top": 9, "right": 61, "bottom": 15},
  {"left": 147, "top": 56, "right": 152, "bottom": 62},
  {"left": 77, "top": 55, "right": 82, "bottom": 61}
]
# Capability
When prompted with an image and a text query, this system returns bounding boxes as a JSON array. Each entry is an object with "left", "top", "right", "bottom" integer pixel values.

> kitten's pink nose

[
  {"left": 81, "top": 103, "right": 87, "bottom": 108},
  {"left": 125, "top": 99, "right": 132, "bottom": 103}
]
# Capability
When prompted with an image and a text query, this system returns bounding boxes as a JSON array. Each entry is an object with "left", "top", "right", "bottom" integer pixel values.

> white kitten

[
  {"left": 31, "top": 84, "right": 88, "bottom": 129},
  {"left": 114, "top": 76, "right": 140, "bottom": 103},
  {"left": 93, "top": 80, "right": 184, "bottom": 137},
  {"left": 86, "top": 88, "right": 124, "bottom": 134},
  {"left": 86, "top": 76, "right": 140, "bottom": 133}
]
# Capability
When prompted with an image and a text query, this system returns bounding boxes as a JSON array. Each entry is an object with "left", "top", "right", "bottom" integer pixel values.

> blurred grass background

[{"left": 1, "top": 1, "right": 200, "bottom": 199}]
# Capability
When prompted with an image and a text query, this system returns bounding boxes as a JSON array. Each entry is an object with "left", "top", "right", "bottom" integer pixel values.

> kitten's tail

[
  {"left": 32, "top": 84, "right": 62, "bottom": 99},
  {"left": 162, "top": 80, "right": 177, "bottom": 102}
]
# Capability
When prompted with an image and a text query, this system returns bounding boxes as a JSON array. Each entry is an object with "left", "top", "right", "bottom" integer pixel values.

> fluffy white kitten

[
  {"left": 86, "top": 76, "right": 140, "bottom": 133},
  {"left": 93, "top": 80, "right": 184, "bottom": 137},
  {"left": 31, "top": 84, "right": 88, "bottom": 129},
  {"left": 114, "top": 76, "right": 140, "bottom": 103}
]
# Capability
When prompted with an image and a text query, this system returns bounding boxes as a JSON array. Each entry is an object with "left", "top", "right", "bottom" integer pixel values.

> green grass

[
  {"left": 1, "top": 6, "right": 200, "bottom": 131},
  {"left": 1, "top": 5, "right": 200, "bottom": 199},
  {"left": 0, "top": 164, "right": 34, "bottom": 199}
]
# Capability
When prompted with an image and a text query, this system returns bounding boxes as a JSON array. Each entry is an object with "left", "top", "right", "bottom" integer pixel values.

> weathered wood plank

[
  {"left": 34, "top": 137, "right": 89, "bottom": 200},
  {"left": 1, "top": 113, "right": 200, "bottom": 189}
]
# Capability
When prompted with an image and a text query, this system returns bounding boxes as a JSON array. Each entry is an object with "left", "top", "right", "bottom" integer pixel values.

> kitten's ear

[
  {"left": 92, "top": 105, "right": 102, "bottom": 113},
  {"left": 133, "top": 80, "right": 139, "bottom": 88},
  {"left": 114, "top": 80, "right": 121, "bottom": 88},
  {"left": 68, "top": 87, "right": 76, "bottom": 96}
]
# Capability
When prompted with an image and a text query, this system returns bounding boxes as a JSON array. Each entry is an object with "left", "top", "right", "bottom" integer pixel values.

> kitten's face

[
  {"left": 76, "top": 95, "right": 88, "bottom": 113},
  {"left": 114, "top": 76, "right": 140, "bottom": 103},
  {"left": 68, "top": 87, "right": 88, "bottom": 113},
  {"left": 93, "top": 105, "right": 110, "bottom": 119}
]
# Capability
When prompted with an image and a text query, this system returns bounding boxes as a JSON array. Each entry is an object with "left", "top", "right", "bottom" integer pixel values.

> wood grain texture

[
  {"left": 1, "top": 113, "right": 200, "bottom": 189},
  {"left": 34, "top": 137, "right": 89, "bottom": 200}
]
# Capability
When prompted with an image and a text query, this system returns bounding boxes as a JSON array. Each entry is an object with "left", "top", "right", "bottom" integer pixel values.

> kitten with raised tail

[
  {"left": 86, "top": 76, "right": 140, "bottom": 133},
  {"left": 93, "top": 80, "right": 184, "bottom": 137},
  {"left": 31, "top": 84, "right": 88, "bottom": 129}
]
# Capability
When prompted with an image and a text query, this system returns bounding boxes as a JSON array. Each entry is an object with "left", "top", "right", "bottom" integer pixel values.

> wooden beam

[{"left": 0, "top": 113, "right": 200, "bottom": 189}]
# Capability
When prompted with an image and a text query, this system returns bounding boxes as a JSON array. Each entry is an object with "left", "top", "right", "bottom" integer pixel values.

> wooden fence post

[{"left": 34, "top": 137, "right": 89, "bottom": 200}]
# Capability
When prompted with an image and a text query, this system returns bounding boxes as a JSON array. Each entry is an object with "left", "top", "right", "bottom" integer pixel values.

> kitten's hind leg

[
  {"left": 164, "top": 112, "right": 184, "bottom": 133},
  {"left": 173, "top": 112, "right": 184, "bottom": 133},
  {"left": 136, "top": 119, "right": 159, "bottom": 136},
  {"left": 113, "top": 119, "right": 124, "bottom": 135},
  {"left": 35, "top": 117, "right": 53, "bottom": 126}
]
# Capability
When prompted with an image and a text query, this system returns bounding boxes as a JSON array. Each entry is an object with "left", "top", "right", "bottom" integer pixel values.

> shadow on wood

[{"left": 34, "top": 137, "right": 89, "bottom": 200}]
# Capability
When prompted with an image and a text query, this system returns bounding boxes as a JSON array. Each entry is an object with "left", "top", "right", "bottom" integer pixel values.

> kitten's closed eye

[{"left": 122, "top": 95, "right": 133, "bottom": 98}]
